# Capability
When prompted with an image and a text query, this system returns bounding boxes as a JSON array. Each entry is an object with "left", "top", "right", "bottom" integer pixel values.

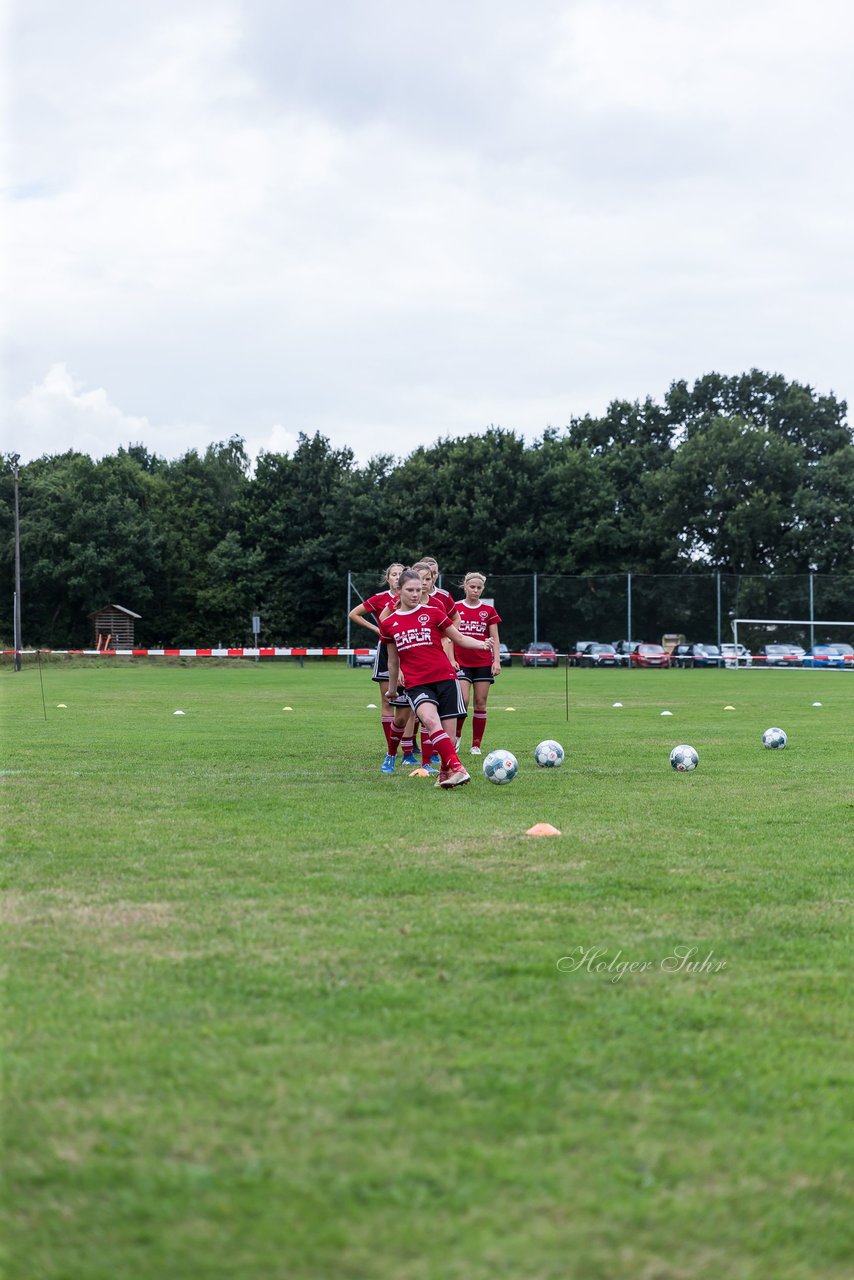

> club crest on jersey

[
  {"left": 418, "top": 613, "right": 431, "bottom": 624},
  {"left": 479, "top": 610, "right": 489, "bottom": 619}
]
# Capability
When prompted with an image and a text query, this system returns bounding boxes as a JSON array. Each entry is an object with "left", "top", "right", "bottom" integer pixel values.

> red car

[
  {"left": 630, "top": 643, "right": 670, "bottom": 668},
  {"left": 522, "top": 641, "right": 559, "bottom": 668}
]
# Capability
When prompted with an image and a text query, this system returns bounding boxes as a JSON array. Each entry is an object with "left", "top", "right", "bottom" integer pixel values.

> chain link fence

[{"left": 347, "top": 572, "right": 854, "bottom": 654}]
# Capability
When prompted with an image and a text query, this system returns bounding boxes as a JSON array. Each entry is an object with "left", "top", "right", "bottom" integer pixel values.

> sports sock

[
  {"left": 389, "top": 722, "right": 405, "bottom": 755},
  {"left": 420, "top": 730, "right": 433, "bottom": 762},
  {"left": 381, "top": 716, "right": 394, "bottom": 749},
  {"left": 431, "top": 730, "right": 461, "bottom": 770},
  {"left": 456, "top": 716, "right": 466, "bottom": 739},
  {"left": 401, "top": 733, "right": 414, "bottom": 754},
  {"left": 472, "top": 711, "right": 487, "bottom": 748}
]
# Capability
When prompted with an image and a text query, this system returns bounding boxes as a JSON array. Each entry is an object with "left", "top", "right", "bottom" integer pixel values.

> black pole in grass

[
  {"left": 37, "top": 649, "right": 47, "bottom": 722},
  {"left": 564, "top": 652, "right": 569, "bottom": 721}
]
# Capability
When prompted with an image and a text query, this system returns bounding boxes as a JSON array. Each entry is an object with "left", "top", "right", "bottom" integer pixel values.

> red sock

[
  {"left": 431, "top": 730, "right": 461, "bottom": 770},
  {"left": 381, "top": 716, "right": 394, "bottom": 749},
  {"left": 401, "top": 733, "right": 414, "bottom": 754},
  {"left": 421, "top": 731, "right": 433, "bottom": 761},
  {"left": 456, "top": 716, "right": 466, "bottom": 739},
  {"left": 388, "top": 722, "right": 405, "bottom": 756},
  {"left": 472, "top": 711, "right": 487, "bottom": 748}
]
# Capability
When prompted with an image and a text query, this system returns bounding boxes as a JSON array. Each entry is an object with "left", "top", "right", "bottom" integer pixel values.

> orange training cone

[{"left": 526, "top": 823, "right": 562, "bottom": 837}]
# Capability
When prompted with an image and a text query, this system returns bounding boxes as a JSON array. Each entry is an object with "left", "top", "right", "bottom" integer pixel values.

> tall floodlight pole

[{"left": 10, "top": 455, "right": 22, "bottom": 673}]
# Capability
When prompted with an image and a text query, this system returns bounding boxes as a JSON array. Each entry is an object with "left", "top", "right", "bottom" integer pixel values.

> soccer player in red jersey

[
  {"left": 380, "top": 569, "right": 492, "bottom": 788},
  {"left": 409, "top": 561, "right": 459, "bottom": 766},
  {"left": 420, "top": 556, "right": 456, "bottom": 617},
  {"left": 348, "top": 563, "right": 404, "bottom": 753},
  {"left": 451, "top": 572, "right": 502, "bottom": 756}
]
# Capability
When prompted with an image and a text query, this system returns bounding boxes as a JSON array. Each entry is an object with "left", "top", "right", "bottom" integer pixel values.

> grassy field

[{"left": 2, "top": 659, "right": 852, "bottom": 1280}]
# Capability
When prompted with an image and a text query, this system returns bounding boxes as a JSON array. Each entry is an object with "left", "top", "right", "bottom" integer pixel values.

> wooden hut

[{"left": 88, "top": 604, "right": 141, "bottom": 648}]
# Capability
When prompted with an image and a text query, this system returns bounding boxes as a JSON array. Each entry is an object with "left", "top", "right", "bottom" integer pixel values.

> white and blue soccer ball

[
  {"left": 670, "top": 744, "right": 699, "bottom": 772},
  {"left": 762, "top": 726, "right": 788, "bottom": 750},
  {"left": 483, "top": 750, "right": 519, "bottom": 784},
  {"left": 534, "top": 739, "right": 565, "bottom": 768}
]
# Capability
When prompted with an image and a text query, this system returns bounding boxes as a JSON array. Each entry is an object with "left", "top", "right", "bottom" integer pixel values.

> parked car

[
  {"left": 673, "top": 643, "right": 725, "bottom": 669},
  {"left": 498, "top": 643, "right": 512, "bottom": 667},
  {"left": 802, "top": 644, "right": 850, "bottom": 669},
  {"left": 756, "top": 644, "right": 805, "bottom": 666},
  {"left": 353, "top": 646, "right": 377, "bottom": 668},
  {"left": 523, "top": 641, "right": 559, "bottom": 668},
  {"left": 569, "top": 641, "right": 597, "bottom": 666},
  {"left": 829, "top": 642, "right": 854, "bottom": 667},
  {"left": 720, "top": 643, "right": 752, "bottom": 668},
  {"left": 613, "top": 640, "right": 641, "bottom": 667},
  {"left": 630, "top": 643, "right": 670, "bottom": 668},
  {"left": 579, "top": 642, "right": 620, "bottom": 668}
]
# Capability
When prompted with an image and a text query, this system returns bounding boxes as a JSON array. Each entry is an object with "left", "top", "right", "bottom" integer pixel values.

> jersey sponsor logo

[
  {"left": 394, "top": 627, "right": 432, "bottom": 648},
  {"left": 457, "top": 618, "right": 485, "bottom": 634}
]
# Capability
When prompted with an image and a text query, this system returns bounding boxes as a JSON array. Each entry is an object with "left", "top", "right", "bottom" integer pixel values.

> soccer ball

[
  {"left": 534, "top": 739, "right": 565, "bottom": 768},
  {"left": 483, "top": 750, "right": 519, "bottom": 784},
  {"left": 762, "top": 727, "right": 787, "bottom": 749},
  {"left": 670, "top": 744, "right": 699, "bottom": 772}
]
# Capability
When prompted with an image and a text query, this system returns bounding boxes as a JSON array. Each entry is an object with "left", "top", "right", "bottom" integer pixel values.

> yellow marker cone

[
  {"left": 56, "top": 703, "right": 68, "bottom": 709},
  {"left": 724, "top": 705, "right": 736, "bottom": 710},
  {"left": 282, "top": 706, "right": 293, "bottom": 711},
  {"left": 504, "top": 707, "right": 516, "bottom": 711},
  {"left": 526, "top": 823, "right": 562, "bottom": 837}
]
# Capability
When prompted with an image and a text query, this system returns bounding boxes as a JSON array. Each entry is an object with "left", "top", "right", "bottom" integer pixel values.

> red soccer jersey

[
  {"left": 363, "top": 590, "right": 398, "bottom": 622},
  {"left": 452, "top": 600, "right": 501, "bottom": 667},
  {"left": 429, "top": 587, "right": 456, "bottom": 617},
  {"left": 379, "top": 605, "right": 456, "bottom": 685}
]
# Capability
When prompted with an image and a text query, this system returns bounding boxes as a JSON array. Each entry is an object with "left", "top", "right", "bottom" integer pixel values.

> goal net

[{"left": 730, "top": 618, "right": 854, "bottom": 668}]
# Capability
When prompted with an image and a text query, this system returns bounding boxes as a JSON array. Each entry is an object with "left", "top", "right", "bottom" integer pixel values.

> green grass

[{"left": 2, "top": 659, "right": 853, "bottom": 1280}]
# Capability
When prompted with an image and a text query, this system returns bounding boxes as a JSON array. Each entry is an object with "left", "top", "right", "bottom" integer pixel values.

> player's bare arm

[
  {"left": 489, "top": 624, "right": 501, "bottom": 675},
  {"left": 348, "top": 603, "right": 381, "bottom": 636},
  {"left": 445, "top": 624, "right": 492, "bottom": 652}
]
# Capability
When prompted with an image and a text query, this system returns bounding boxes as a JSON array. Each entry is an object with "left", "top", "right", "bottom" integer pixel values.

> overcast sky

[{"left": 4, "top": 0, "right": 853, "bottom": 468}]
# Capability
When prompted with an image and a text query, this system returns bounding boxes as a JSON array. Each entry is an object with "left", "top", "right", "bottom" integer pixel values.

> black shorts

[
  {"left": 406, "top": 679, "right": 467, "bottom": 722},
  {"left": 372, "top": 641, "right": 390, "bottom": 682},
  {"left": 456, "top": 665, "right": 494, "bottom": 684},
  {"left": 387, "top": 683, "right": 409, "bottom": 708}
]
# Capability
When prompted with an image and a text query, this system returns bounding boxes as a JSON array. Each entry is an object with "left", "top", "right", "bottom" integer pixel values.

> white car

[{"left": 720, "top": 643, "right": 752, "bottom": 668}]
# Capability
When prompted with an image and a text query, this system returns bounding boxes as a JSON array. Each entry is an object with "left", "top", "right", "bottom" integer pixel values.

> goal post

[{"left": 731, "top": 618, "right": 854, "bottom": 668}]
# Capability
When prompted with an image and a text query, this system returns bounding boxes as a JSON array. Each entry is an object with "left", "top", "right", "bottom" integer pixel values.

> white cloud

[{"left": 9, "top": 364, "right": 215, "bottom": 462}]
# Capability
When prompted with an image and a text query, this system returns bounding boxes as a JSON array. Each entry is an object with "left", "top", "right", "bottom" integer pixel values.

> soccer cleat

[
  {"left": 440, "top": 765, "right": 471, "bottom": 788},
  {"left": 401, "top": 753, "right": 420, "bottom": 766},
  {"left": 469, "top": 746, "right": 482, "bottom": 755},
  {"left": 434, "top": 768, "right": 450, "bottom": 788},
  {"left": 380, "top": 754, "right": 396, "bottom": 774},
  {"left": 430, "top": 753, "right": 441, "bottom": 766}
]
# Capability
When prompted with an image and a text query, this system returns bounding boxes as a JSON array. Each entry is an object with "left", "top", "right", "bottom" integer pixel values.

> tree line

[{"left": 2, "top": 370, "right": 852, "bottom": 647}]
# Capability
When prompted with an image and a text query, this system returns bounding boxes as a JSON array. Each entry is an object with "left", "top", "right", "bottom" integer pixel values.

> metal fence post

[
  {"left": 346, "top": 571, "right": 352, "bottom": 666},
  {"left": 533, "top": 573, "right": 538, "bottom": 643},
  {"left": 809, "top": 573, "right": 815, "bottom": 650},
  {"left": 716, "top": 573, "right": 721, "bottom": 649},
  {"left": 627, "top": 573, "right": 632, "bottom": 642}
]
